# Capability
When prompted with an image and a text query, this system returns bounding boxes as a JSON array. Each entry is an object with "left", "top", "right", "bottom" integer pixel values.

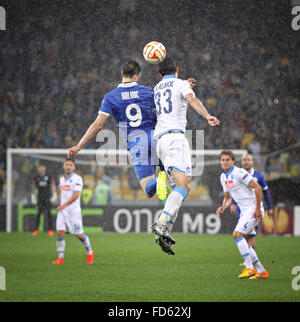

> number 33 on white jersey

[{"left": 153, "top": 75, "right": 195, "bottom": 140}]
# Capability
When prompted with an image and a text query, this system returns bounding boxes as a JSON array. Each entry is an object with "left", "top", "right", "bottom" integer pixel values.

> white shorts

[
  {"left": 234, "top": 205, "right": 265, "bottom": 236},
  {"left": 157, "top": 132, "right": 192, "bottom": 178},
  {"left": 56, "top": 208, "right": 84, "bottom": 235}
]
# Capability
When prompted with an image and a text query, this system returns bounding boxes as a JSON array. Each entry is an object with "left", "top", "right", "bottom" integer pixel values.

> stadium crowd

[{"left": 0, "top": 1, "right": 299, "bottom": 198}]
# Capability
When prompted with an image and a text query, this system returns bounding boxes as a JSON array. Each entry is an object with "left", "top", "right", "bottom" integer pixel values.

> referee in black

[{"left": 32, "top": 165, "right": 57, "bottom": 236}]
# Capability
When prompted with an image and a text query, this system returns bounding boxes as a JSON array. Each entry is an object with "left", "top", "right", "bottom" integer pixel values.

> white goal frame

[{"left": 6, "top": 148, "right": 247, "bottom": 232}]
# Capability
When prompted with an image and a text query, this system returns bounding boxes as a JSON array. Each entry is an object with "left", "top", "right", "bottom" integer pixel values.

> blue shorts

[{"left": 128, "top": 130, "right": 161, "bottom": 181}]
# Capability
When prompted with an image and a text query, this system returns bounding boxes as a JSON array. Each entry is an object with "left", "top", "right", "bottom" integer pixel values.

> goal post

[{"left": 5, "top": 148, "right": 247, "bottom": 232}]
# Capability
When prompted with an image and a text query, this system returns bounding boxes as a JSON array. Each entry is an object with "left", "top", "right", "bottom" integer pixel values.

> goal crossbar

[{"left": 6, "top": 148, "right": 247, "bottom": 232}]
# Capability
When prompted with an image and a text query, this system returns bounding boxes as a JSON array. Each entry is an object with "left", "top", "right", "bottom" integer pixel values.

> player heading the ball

[{"left": 150, "top": 57, "right": 220, "bottom": 251}]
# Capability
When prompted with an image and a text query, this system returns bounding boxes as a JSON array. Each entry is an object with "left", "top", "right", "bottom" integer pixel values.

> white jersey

[
  {"left": 153, "top": 75, "right": 195, "bottom": 139},
  {"left": 220, "top": 165, "right": 262, "bottom": 209},
  {"left": 59, "top": 172, "right": 83, "bottom": 212}
]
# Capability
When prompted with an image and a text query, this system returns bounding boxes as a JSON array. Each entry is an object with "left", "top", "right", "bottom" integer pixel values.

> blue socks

[{"left": 145, "top": 177, "right": 157, "bottom": 198}]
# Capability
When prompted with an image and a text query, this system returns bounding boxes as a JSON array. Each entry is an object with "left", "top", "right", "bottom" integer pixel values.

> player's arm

[
  {"left": 185, "top": 93, "right": 220, "bottom": 126},
  {"left": 260, "top": 175, "right": 273, "bottom": 216},
  {"left": 56, "top": 191, "right": 80, "bottom": 211},
  {"left": 216, "top": 192, "right": 232, "bottom": 216},
  {"left": 248, "top": 180, "right": 263, "bottom": 222},
  {"left": 67, "top": 113, "right": 109, "bottom": 158}
]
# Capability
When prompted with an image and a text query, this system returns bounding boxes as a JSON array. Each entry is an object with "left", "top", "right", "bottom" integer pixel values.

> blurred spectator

[
  {"left": 93, "top": 175, "right": 114, "bottom": 206},
  {"left": 0, "top": 1, "right": 298, "bottom": 184}
]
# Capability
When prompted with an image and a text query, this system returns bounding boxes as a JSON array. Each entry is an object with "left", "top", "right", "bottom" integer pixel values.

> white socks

[
  {"left": 56, "top": 237, "right": 65, "bottom": 259},
  {"left": 235, "top": 237, "right": 253, "bottom": 269},
  {"left": 249, "top": 245, "right": 265, "bottom": 273},
  {"left": 56, "top": 235, "right": 93, "bottom": 258},
  {"left": 80, "top": 234, "right": 93, "bottom": 255},
  {"left": 235, "top": 237, "right": 265, "bottom": 273},
  {"left": 157, "top": 190, "right": 184, "bottom": 227}
]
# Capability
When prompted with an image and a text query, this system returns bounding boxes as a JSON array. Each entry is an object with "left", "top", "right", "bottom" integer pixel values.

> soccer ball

[{"left": 143, "top": 41, "right": 166, "bottom": 64}]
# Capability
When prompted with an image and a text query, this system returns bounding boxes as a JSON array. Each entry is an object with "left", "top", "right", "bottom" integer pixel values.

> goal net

[{"left": 5, "top": 148, "right": 247, "bottom": 233}]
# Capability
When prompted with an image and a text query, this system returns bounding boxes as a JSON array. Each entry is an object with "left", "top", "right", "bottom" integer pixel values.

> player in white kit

[
  {"left": 151, "top": 57, "right": 220, "bottom": 253},
  {"left": 52, "top": 158, "right": 94, "bottom": 264},
  {"left": 217, "top": 151, "right": 269, "bottom": 279}
]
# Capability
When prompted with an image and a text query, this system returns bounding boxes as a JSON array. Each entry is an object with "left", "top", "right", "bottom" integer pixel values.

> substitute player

[
  {"left": 52, "top": 158, "right": 94, "bottom": 264},
  {"left": 150, "top": 57, "right": 220, "bottom": 251},
  {"left": 230, "top": 153, "right": 273, "bottom": 250},
  {"left": 217, "top": 151, "right": 269, "bottom": 279},
  {"left": 32, "top": 165, "right": 57, "bottom": 236}
]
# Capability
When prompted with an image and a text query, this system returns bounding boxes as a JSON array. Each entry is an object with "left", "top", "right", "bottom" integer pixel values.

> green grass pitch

[{"left": 0, "top": 232, "right": 299, "bottom": 302}]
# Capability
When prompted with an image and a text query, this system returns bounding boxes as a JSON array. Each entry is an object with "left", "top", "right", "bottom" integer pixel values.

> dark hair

[
  {"left": 122, "top": 60, "right": 141, "bottom": 78},
  {"left": 219, "top": 150, "right": 236, "bottom": 161},
  {"left": 158, "top": 57, "right": 177, "bottom": 77},
  {"left": 65, "top": 157, "right": 75, "bottom": 164}
]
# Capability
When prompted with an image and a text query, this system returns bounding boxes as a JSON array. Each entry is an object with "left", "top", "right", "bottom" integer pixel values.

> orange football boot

[
  {"left": 250, "top": 270, "right": 269, "bottom": 279},
  {"left": 52, "top": 257, "right": 65, "bottom": 264},
  {"left": 87, "top": 250, "right": 94, "bottom": 264},
  {"left": 33, "top": 230, "right": 39, "bottom": 236},
  {"left": 48, "top": 230, "right": 54, "bottom": 236}
]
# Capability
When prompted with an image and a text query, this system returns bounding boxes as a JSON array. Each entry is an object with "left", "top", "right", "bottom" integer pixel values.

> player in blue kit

[
  {"left": 230, "top": 154, "right": 273, "bottom": 252},
  {"left": 68, "top": 60, "right": 160, "bottom": 198}
]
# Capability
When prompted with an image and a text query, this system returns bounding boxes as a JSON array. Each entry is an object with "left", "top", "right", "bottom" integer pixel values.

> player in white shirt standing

[
  {"left": 217, "top": 151, "right": 269, "bottom": 279},
  {"left": 151, "top": 57, "right": 220, "bottom": 253},
  {"left": 52, "top": 158, "right": 94, "bottom": 264}
]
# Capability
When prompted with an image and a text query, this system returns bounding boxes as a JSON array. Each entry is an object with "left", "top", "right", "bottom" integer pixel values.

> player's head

[
  {"left": 121, "top": 60, "right": 141, "bottom": 82},
  {"left": 242, "top": 154, "right": 254, "bottom": 171},
  {"left": 219, "top": 150, "right": 235, "bottom": 171},
  {"left": 37, "top": 165, "right": 46, "bottom": 177},
  {"left": 158, "top": 57, "right": 178, "bottom": 78},
  {"left": 63, "top": 158, "right": 75, "bottom": 175}
]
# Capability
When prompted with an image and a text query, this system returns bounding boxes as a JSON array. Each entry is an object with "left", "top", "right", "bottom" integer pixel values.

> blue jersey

[
  {"left": 232, "top": 168, "right": 272, "bottom": 222},
  {"left": 99, "top": 82, "right": 156, "bottom": 147},
  {"left": 98, "top": 82, "right": 158, "bottom": 181}
]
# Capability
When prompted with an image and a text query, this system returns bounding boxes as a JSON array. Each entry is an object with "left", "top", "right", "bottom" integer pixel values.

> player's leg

[
  {"left": 156, "top": 169, "right": 190, "bottom": 226},
  {"left": 139, "top": 173, "right": 157, "bottom": 198},
  {"left": 233, "top": 212, "right": 256, "bottom": 277},
  {"left": 76, "top": 233, "right": 94, "bottom": 261},
  {"left": 68, "top": 213, "right": 94, "bottom": 264},
  {"left": 249, "top": 207, "right": 268, "bottom": 279},
  {"left": 152, "top": 169, "right": 190, "bottom": 244},
  {"left": 153, "top": 134, "right": 191, "bottom": 230},
  {"left": 152, "top": 134, "right": 191, "bottom": 244},
  {"left": 234, "top": 207, "right": 267, "bottom": 278},
  {"left": 233, "top": 230, "right": 255, "bottom": 277},
  {"left": 45, "top": 203, "right": 53, "bottom": 236},
  {"left": 53, "top": 230, "right": 66, "bottom": 264},
  {"left": 52, "top": 211, "right": 66, "bottom": 264},
  {"left": 129, "top": 130, "right": 160, "bottom": 198},
  {"left": 33, "top": 206, "right": 42, "bottom": 236},
  {"left": 139, "top": 168, "right": 170, "bottom": 199},
  {"left": 248, "top": 244, "right": 267, "bottom": 277}
]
